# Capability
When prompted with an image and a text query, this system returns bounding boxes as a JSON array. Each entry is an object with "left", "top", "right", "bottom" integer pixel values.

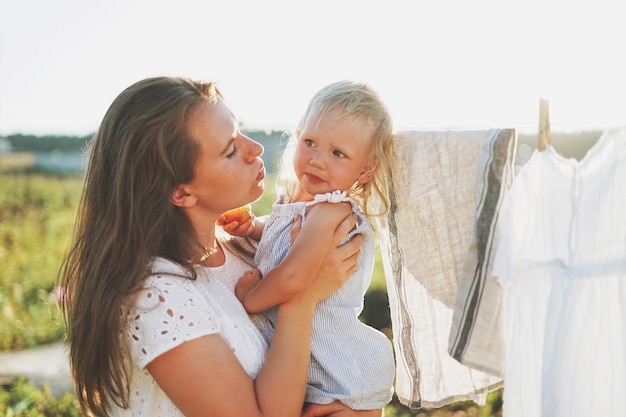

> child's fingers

[
  {"left": 218, "top": 215, "right": 255, "bottom": 236},
  {"left": 235, "top": 269, "right": 262, "bottom": 301},
  {"left": 220, "top": 220, "right": 241, "bottom": 233}
]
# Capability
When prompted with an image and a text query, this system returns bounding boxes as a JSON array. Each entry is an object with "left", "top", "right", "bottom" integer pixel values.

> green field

[{"left": 0, "top": 171, "right": 80, "bottom": 350}]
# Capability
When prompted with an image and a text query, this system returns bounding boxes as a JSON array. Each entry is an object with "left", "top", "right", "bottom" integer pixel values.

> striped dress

[{"left": 254, "top": 192, "right": 395, "bottom": 410}]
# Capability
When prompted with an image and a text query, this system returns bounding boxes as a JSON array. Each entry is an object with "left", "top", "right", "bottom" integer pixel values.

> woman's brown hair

[{"left": 58, "top": 76, "right": 221, "bottom": 416}]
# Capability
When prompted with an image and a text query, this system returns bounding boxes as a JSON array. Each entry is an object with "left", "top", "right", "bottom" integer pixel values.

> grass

[{"left": 0, "top": 170, "right": 82, "bottom": 350}]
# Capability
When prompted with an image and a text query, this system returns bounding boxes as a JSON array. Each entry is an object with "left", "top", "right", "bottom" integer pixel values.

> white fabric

[
  {"left": 378, "top": 129, "right": 510, "bottom": 409},
  {"left": 254, "top": 195, "right": 395, "bottom": 409},
  {"left": 492, "top": 127, "right": 626, "bottom": 417},
  {"left": 113, "top": 246, "right": 268, "bottom": 417},
  {"left": 305, "top": 190, "right": 351, "bottom": 206}
]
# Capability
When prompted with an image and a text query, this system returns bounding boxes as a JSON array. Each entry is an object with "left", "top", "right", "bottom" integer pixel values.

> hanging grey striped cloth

[
  {"left": 376, "top": 129, "right": 515, "bottom": 409},
  {"left": 448, "top": 128, "right": 516, "bottom": 377}
]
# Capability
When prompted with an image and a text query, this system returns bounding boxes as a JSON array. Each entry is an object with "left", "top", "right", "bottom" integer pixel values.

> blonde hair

[{"left": 277, "top": 80, "right": 394, "bottom": 226}]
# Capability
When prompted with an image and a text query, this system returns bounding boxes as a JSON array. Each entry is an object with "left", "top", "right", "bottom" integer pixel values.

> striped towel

[
  {"left": 448, "top": 128, "right": 516, "bottom": 377},
  {"left": 377, "top": 129, "right": 515, "bottom": 408}
]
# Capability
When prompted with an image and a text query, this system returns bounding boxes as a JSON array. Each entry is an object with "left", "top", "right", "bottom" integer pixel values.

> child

[{"left": 219, "top": 80, "right": 395, "bottom": 413}]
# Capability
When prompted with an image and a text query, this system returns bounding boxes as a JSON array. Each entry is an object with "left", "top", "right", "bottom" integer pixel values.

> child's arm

[
  {"left": 217, "top": 209, "right": 265, "bottom": 241},
  {"left": 237, "top": 202, "right": 353, "bottom": 313}
]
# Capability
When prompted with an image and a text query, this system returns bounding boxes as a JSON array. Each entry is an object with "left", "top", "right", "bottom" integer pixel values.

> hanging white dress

[{"left": 491, "top": 127, "right": 626, "bottom": 417}]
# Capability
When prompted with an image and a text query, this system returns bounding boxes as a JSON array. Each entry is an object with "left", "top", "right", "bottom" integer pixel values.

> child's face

[{"left": 293, "top": 109, "right": 377, "bottom": 202}]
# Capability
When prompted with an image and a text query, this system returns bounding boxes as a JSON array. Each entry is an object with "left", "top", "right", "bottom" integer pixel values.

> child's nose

[{"left": 309, "top": 152, "right": 325, "bottom": 168}]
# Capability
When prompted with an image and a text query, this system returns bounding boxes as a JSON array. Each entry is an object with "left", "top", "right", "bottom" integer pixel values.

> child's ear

[
  {"left": 358, "top": 160, "right": 380, "bottom": 184},
  {"left": 171, "top": 185, "right": 197, "bottom": 208}
]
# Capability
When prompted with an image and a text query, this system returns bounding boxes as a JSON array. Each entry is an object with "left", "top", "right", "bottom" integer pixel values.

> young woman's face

[
  {"left": 293, "top": 109, "right": 376, "bottom": 202},
  {"left": 181, "top": 98, "right": 265, "bottom": 217}
]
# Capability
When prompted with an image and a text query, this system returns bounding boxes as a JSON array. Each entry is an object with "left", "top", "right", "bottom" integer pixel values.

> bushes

[
  {"left": 0, "top": 375, "right": 503, "bottom": 417},
  {"left": 0, "top": 376, "right": 81, "bottom": 417},
  {"left": 0, "top": 172, "right": 81, "bottom": 350}
]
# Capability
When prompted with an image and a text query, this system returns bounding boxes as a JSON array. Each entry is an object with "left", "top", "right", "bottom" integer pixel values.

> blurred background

[{"left": 1, "top": 0, "right": 623, "bottom": 415}]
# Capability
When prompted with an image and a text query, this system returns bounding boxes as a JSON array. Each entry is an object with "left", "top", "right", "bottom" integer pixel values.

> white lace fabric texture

[{"left": 115, "top": 249, "right": 268, "bottom": 416}]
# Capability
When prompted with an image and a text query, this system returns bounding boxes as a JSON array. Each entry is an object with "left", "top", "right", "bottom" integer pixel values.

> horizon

[{"left": 0, "top": 125, "right": 609, "bottom": 139}]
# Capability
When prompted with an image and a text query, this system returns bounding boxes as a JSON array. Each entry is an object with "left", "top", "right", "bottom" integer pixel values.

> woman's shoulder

[
  {"left": 125, "top": 258, "right": 197, "bottom": 312},
  {"left": 149, "top": 257, "right": 190, "bottom": 275}
]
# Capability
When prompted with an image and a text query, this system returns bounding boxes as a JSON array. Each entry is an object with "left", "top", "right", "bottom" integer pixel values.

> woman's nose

[{"left": 241, "top": 135, "right": 264, "bottom": 161}]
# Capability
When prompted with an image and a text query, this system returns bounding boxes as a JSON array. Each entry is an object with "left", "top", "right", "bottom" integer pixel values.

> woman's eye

[{"left": 226, "top": 146, "right": 238, "bottom": 159}]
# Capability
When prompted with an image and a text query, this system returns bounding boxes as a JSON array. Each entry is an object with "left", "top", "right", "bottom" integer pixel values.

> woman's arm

[
  {"left": 147, "top": 301, "right": 317, "bottom": 417},
  {"left": 147, "top": 212, "right": 361, "bottom": 417},
  {"left": 302, "top": 401, "right": 384, "bottom": 417},
  {"left": 238, "top": 202, "right": 353, "bottom": 313}
]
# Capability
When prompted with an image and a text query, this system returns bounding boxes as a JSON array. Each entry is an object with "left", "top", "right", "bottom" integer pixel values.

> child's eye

[
  {"left": 226, "top": 146, "right": 238, "bottom": 159},
  {"left": 332, "top": 150, "right": 346, "bottom": 158},
  {"left": 304, "top": 139, "right": 316, "bottom": 148}
]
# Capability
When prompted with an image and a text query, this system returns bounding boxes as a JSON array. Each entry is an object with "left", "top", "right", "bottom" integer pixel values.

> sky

[{"left": 1, "top": 0, "right": 625, "bottom": 137}]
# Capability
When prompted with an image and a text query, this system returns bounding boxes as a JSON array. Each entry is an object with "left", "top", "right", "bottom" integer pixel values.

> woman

[{"left": 58, "top": 76, "right": 372, "bottom": 417}]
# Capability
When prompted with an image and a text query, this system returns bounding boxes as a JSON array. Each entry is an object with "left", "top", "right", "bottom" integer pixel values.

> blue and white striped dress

[{"left": 254, "top": 192, "right": 395, "bottom": 410}]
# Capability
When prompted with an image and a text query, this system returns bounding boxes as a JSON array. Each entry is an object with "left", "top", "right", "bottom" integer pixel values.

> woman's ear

[
  {"left": 171, "top": 185, "right": 196, "bottom": 208},
  {"left": 357, "top": 160, "right": 380, "bottom": 184}
]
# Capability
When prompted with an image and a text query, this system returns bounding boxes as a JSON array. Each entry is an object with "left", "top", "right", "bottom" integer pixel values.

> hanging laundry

[
  {"left": 377, "top": 128, "right": 514, "bottom": 408},
  {"left": 448, "top": 128, "right": 516, "bottom": 377},
  {"left": 491, "top": 127, "right": 626, "bottom": 417}
]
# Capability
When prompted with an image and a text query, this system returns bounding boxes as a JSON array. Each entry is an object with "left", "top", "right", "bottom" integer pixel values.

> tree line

[
  {"left": 2, "top": 134, "right": 92, "bottom": 153},
  {"left": 2, "top": 129, "right": 288, "bottom": 172}
]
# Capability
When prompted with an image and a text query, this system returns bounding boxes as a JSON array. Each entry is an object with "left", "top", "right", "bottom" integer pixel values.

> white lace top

[{"left": 113, "top": 245, "right": 268, "bottom": 417}]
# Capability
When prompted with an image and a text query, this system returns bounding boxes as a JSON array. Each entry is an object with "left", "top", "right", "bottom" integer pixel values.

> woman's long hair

[{"left": 58, "top": 76, "right": 221, "bottom": 416}]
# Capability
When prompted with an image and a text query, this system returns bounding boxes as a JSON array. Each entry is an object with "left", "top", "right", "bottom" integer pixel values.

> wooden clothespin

[{"left": 538, "top": 98, "right": 551, "bottom": 151}]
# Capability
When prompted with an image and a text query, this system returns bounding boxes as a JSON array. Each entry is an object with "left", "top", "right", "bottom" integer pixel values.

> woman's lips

[{"left": 256, "top": 166, "right": 266, "bottom": 182}]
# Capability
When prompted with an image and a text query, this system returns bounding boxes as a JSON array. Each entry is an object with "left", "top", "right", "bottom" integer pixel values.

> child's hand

[
  {"left": 235, "top": 269, "right": 262, "bottom": 303},
  {"left": 217, "top": 213, "right": 256, "bottom": 237},
  {"left": 217, "top": 205, "right": 256, "bottom": 237}
]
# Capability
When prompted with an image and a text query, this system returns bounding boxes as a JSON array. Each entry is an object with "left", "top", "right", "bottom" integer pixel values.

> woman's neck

[
  {"left": 194, "top": 224, "right": 224, "bottom": 267},
  {"left": 198, "top": 241, "right": 225, "bottom": 267}
]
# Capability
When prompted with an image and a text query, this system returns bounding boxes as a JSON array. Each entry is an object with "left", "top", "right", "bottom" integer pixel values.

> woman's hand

[
  {"left": 301, "top": 401, "right": 383, "bottom": 417},
  {"left": 290, "top": 206, "right": 354, "bottom": 245},
  {"left": 291, "top": 203, "right": 362, "bottom": 305}
]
